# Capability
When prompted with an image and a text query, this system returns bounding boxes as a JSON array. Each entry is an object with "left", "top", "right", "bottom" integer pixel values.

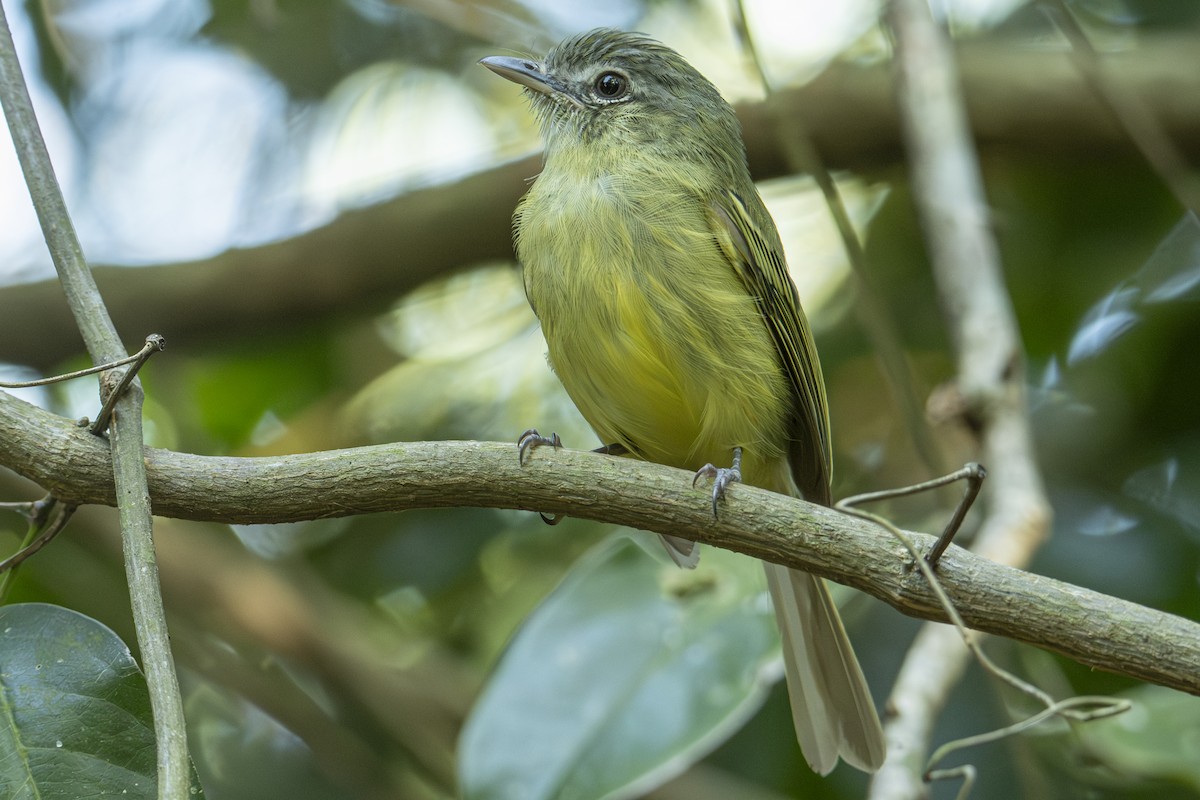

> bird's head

[{"left": 481, "top": 28, "right": 743, "bottom": 171}]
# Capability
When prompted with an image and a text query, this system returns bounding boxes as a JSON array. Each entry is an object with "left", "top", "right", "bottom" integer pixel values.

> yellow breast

[{"left": 516, "top": 161, "right": 793, "bottom": 487}]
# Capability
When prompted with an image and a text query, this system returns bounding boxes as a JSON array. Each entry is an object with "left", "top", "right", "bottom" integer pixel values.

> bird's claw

[
  {"left": 693, "top": 449, "right": 743, "bottom": 518},
  {"left": 519, "top": 429, "right": 564, "bottom": 525},
  {"left": 518, "top": 428, "right": 562, "bottom": 465}
]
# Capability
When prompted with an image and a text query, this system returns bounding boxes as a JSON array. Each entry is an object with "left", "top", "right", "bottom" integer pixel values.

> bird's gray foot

[{"left": 693, "top": 446, "right": 743, "bottom": 518}]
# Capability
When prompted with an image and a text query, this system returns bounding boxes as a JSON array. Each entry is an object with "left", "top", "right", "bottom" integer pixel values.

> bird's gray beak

[{"left": 479, "top": 56, "right": 556, "bottom": 97}]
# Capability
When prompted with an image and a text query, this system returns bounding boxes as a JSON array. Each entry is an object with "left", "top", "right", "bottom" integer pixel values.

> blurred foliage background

[{"left": 2, "top": 0, "right": 1200, "bottom": 798}]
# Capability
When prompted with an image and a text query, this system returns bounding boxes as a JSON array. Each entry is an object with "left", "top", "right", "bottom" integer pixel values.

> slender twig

[
  {"left": 0, "top": 494, "right": 58, "bottom": 600},
  {"left": 924, "top": 692, "right": 1130, "bottom": 800},
  {"left": 0, "top": 500, "right": 39, "bottom": 516},
  {"left": 0, "top": 502, "right": 76, "bottom": 573},
  {"left": 89, "top": 335, "right": 166, "bottom": 433},
  {"left": 0, "top": 335, "right": 164, "bottom": 389},
  {"left": 838, "top": 462, "right": 982, "bottom": 506},
  {"left": 837, "top": 500, "right": 1128, "bottom": 787},
  {"left": 839, "top": 462, "right": 987, "bottom": 564},
  {"left": 926, "top": 463, "right": 985, "bottom": 564},
  {"left": 1045, "top": 0, "right": 1200, "bottom": 214},
  {"left": 0, "top": 7, "right": 189, "bottom": 798},
  {"left": 872, "top": 1, "right": 1054, "bottom": 798}
]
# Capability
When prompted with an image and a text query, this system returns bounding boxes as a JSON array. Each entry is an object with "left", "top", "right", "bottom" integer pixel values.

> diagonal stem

[{"left": 0, "top": 7, "right": 189, "bottom": 798}]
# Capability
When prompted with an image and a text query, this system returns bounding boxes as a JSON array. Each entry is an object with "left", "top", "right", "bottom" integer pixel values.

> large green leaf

[
  {"left": 1069, "top": 684, "right": 1200, "bottom": 792},
  {"left": 0, "top": 603, "right": 204, "bottom": 799},
  {"left": 459, "top": 535, "right": 780, "bottom": 800}
]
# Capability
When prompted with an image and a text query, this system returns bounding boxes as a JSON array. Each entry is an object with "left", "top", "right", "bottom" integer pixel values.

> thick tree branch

[
  {"left": 3, "top": 36, "right": 1200, "bottom": 369},
  {"left": 2, "top": 389, "right": 1197, "bottom": 699}
]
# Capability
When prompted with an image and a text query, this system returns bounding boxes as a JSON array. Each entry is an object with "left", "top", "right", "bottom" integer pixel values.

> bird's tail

[
  {"left": 657, "top": 534, "right": 701, "bottom": 568},
  {"left": 763, "top": 561, "right": 885, "bottom": 774}
]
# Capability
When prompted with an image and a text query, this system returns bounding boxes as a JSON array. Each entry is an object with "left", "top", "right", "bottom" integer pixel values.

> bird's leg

[
  {"left": 517, "top": 429, "right": 563, "bottom": 524},
  {"left": 517, "top": 430, "right": 628, "bottom": 464},
  {"left": 693, "top": 446, "right": 743, "bottom": 518},
  {"left": 516, "top": 430, "right": 627, "bottom": 524}
]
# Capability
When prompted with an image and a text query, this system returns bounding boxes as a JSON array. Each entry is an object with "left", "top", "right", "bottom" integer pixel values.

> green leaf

[
  {"left": 0, "top": 603, "right": 204, "bottom": 799},
  {"left": 459, "top": 535, "right": 780, "bottom": 800},
  {"left": 186, "top": 332, "right": 337, "bottom": 450},
  {"left": 343, "top": 264, "right": 593, "bottom": 447},
  {"left": 1071, "top": 684, "right": 1200, "bottom": 791},
  {"left": 186, "top": 682, "right": 343, "bottom": 800}
]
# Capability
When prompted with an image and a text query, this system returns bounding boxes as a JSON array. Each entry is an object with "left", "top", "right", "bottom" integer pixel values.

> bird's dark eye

[{"left": 594, "top": 71, "right": 628, "bottom": 99}]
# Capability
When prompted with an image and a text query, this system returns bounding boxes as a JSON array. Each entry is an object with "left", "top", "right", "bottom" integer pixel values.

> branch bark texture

[{"left": 2, "top": 390, "right": 1196, "bottom": 699}]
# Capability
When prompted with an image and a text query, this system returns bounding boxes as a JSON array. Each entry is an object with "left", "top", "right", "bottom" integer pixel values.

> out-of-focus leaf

[
  {"left": 186, "top": 333, "right": 339, "bottom": 451},
  {"left": 230, "top": 518, "right": 351, "bottom": 559},
  {"left": 186, "top": 681, "right": 344, "bottom": 800},
  {"left": 1067, "top": 287, "right": 1140, "bottom": 365},
  {"left": 1142, "top": 213, "right": 1200, "bottom": 304},
  {"left": 1065, "top": 684, "right": 1200, "bottom": 792},
  {"left": 302, "top": 62, "right": 497, "bottom": 209},
  {"left": 342, "top": 263, "right": 591, "bottom": 446},
  {"left": 0, "top": 603, "right": 204, "bottom": 799},
  {"left": 1036, "top": 486, "right": 1192, "bottom": 606},
  {"left": 1124, "top": 448, "right": 1200, "bottom": 543},
  {"left": 1067, "top": 212, "right": 1200, "bottom": 365},
  {"left": 459, "top": 535, "right": 781, "bottom": 800},
  {"left": 759, "top": 174, "right": 889, "bottom": 331}
]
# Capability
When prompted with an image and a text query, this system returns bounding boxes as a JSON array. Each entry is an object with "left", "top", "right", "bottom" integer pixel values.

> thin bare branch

[
  {"left": 88, "top": 335, "right": 166, "bottom": 433},
  {"left": 0, "top": 501, "right": 76, "bottom": 573},
  {"left": 0, "top": 334, "right": 164, "bottom": 389}
]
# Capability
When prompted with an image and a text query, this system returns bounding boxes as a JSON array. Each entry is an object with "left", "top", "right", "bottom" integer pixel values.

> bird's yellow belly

[{"left": 519, "top": 180, "right": 793, "bottom": 486}]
